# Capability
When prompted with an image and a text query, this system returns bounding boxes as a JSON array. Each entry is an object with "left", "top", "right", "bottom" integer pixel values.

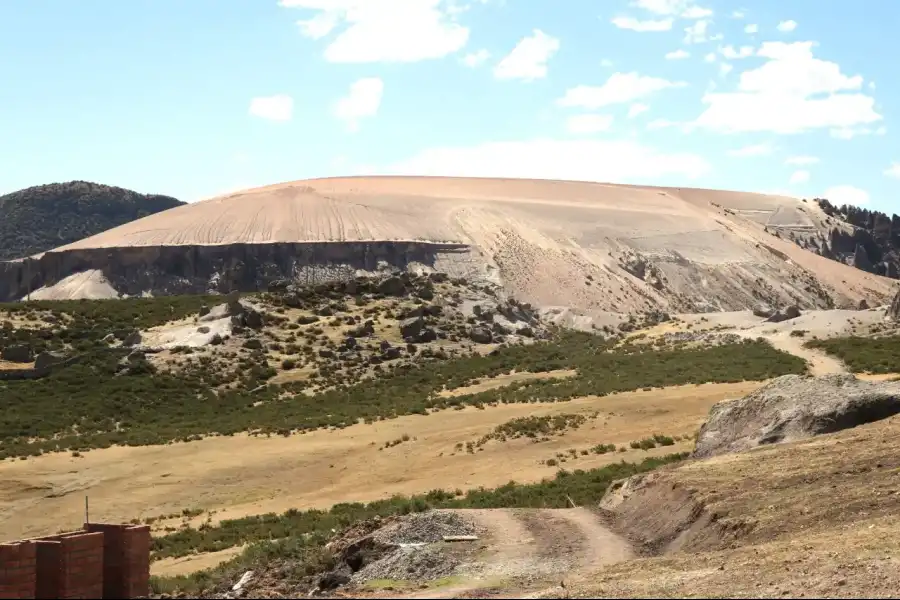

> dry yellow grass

[
  {"left": 153, "top": 546, "right": 247, "bottom": 577},
  {"left": 0, "top": 381, "right": 760, "bottom": 546}
]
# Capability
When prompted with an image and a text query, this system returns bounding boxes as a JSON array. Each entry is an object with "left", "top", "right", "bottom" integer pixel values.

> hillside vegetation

[
  {"left": 0, "top": 180, "right": 183, "bottom": 260},
  {"left": 806, "top": 334, "right": 900, "bottom": 373},
  {"left": 0, "top": 293, "right": 806, "bottom": 460}
]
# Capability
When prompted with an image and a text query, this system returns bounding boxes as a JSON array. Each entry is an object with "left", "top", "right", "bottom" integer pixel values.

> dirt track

[{"left": 386, "top": 508, "right": 635, "bottom": 599}]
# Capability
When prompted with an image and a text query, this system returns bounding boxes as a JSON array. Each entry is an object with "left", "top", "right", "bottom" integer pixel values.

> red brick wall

[
  {"left": 0, "top": 542, "right": 37, "bottom": 599},
  {"left": 2, "top": 523, "right": 149, "bottom": 600},
  {"left": 84, "top": 524, "right": 150, "bottom": 599},
  {"left": 35, "top": 532, "right": 104, "bottom": 599}
]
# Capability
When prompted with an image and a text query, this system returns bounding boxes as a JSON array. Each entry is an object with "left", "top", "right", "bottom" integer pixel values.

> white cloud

[
  {"left": 777, "top": 20, "right": 797, "bottom": 32},
  {"left": 694, "top": 41, "right": 881, "bottom": 134},
  {"left": 462, "top": 49, "right": 490, "bottom": 67},
  {"left": 744, "top": 23, "right": 758, "bottom": 34},
  {"left": 611, "top": 16, "right": 673, "bottom": 31},
  {"left": 719, "top": 62, "right": 733, "bottom": 76},
  {"left": 885, "top": 163, "right": 900, "bottom": 179},
  {"left": 682, "top": 6, "right": 712, "bottom": 19},
  {"left": 665, "top": 49, "right": 690, "bottom": 60},
  {"left": 789, "top": 170, "right": 810, "bottom": 184},
  {"left": 295, "top": 10, "right": 340, "bottom": 39},
  {"left": 333, "top": 77, "right": 384, "bottom": 132},
  {"left": 731, "top": 10, "right": 745, "bottom": 19},
  {"left": 720, "top": 45, "right": 754, "bottom": 59},
  {"left": 565, "top": 114, "right": 614, "bottom": 134},
  {"left": 647, "top": 118, "right": 679, "bottom": 130},
  {"left": 704, "top": 52, "right": 716, "bottom": 63},
  {"left": 630, "top": 0, "right": 712, "bottom": 19},
  {"left": 494, "top": 29, "right": 560, "bottom": 81},
  {"left": 558, "top": 72, "right": 686, "bottom": 109},
  {"left": 824, "top": 185, "right": 869, "bottom": 206},
  {"left": 627, "top": 103, "right": 649, "bottom": 118},
  {"left": 248, "top": 94, "right": 294, "bottom": 121},
  {"left": 279, "top": 0, "right": 469, "bottom": 63},
  {"left": 830, "top": 126, "right": 883, "bottom": 140},
  {"left": 383, "top": 138, "right": 711, "bottom": 182},
  {"left": 684, "top": 19, "right": 710, "bottom": 43},
  {"left": 727, "top": 143, "right": 775, "bottom": 157},
  {"left": 785, "top": 155, "right": 819, "bottom": 166},
  {"left": 601, "top": 58, "right": 614, "bottom": 67}
]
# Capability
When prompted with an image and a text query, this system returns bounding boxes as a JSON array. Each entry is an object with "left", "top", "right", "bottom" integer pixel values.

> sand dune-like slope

[{"left": 44, "top": 177, "right": 896, "bottom": 313}]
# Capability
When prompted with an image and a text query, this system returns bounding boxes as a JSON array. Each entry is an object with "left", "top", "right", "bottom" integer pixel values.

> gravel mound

[
  {"left": 351, "top": 545, "right": 461, "bottom": 583},
  {"left": 337, "top": 511, "right": 480, "bottom": 585},
  {"left": 693, "top": 374, "right": 900, "bottom": 459},
  {"left": 373, "top": 510, "right": 478, "bottom": 545}
]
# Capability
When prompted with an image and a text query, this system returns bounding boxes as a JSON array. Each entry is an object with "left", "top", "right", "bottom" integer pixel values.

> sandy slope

[{"left": 45, "top": 177, "right": 894, "bottom": 314}]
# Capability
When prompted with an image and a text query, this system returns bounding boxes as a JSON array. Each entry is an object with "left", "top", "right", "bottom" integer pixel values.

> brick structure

[
  {"left": 0, "top": 542, "right": 37, "bottom": 599},
  {"left": 0, "top": 524, "right": 150, "bottom": 600},
  {"left": 35, "top": 531, "right": 104, "bottom": 599},
  {"left": 84, "top": 524, "right": 151, "bottom": 599}
]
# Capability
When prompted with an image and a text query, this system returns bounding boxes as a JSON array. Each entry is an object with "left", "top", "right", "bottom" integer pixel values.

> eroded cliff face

[
  {"left": 0, "top": 236, "right": 888, "bottom": 314},
  {"left": 0, "top": 242, "right": 477, "bottom": 301}
]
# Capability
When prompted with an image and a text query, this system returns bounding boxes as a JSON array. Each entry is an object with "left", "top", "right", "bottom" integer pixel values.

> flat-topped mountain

[{"left": 0, "top": 176, "right": 893, "bottom": 313}]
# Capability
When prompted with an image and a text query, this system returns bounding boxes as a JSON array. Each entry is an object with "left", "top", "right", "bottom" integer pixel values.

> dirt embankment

[{"left": 587, "top": 413, "right": 900, "bottom": 598}]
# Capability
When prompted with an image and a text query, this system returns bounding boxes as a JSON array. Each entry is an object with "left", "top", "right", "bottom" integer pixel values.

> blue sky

[{"left": 1, "top": 0, "right": 898, "bottom": 212}]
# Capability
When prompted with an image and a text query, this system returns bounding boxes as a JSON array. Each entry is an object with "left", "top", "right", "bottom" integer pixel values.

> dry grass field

[{"left": 0, "top": 379, "right": 757, "bottom": 557}]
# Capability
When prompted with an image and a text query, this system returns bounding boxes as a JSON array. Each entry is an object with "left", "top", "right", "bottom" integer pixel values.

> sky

[{"left": 1, "top": 0, "right": 898, "bottom": 213}]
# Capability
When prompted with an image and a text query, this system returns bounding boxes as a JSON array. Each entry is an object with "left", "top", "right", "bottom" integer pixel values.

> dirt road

[
  {"left": 397, "top": 507, "right": 634, "bottom": 599},
  {"left": 762, "top": 333, "right": 848, "bottom": 376}
]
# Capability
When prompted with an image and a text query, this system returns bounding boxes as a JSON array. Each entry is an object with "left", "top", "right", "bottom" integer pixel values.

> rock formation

[
  {"left": 887, "top": 288, "right": 900, "bottom": 321},
  {"left": 0, "top": 178, "right": 893, "bottom": 313},
  {"left": 692, "top": 374, "right": 900, "bottom": 459}
]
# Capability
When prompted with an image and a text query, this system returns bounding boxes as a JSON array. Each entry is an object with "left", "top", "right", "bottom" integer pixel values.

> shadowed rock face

[
  {"left": 0, "top": 242, "right": 474, "bottom": 301},
  {"left": 815, "top": 199, "right": 900, "bottom": 279}
]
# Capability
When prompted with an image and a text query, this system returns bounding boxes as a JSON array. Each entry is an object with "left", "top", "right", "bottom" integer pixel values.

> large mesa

[{"left": 0, "top": 176, "right": 893, "bottom": 313}]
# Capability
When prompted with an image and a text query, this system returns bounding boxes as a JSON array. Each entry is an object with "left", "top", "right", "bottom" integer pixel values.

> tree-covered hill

[{"left": 0, "top": 180, "right": 183, "bottom": 260}]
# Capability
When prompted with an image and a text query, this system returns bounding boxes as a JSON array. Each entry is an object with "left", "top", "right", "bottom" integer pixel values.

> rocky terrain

[
  {"left": 808, "top": 198, "right": 900, "bottom": 279},
  {"left": 0, "top": 180, "right": 183, "bottom": 261},
  {"left": 0, "top": 177, "right": 893, "bottom": 316}
]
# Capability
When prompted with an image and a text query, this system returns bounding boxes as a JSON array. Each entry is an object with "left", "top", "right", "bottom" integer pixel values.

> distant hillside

[
  {"left": 0, "top": 181, "right": 184, "bottom": 260},
  {"left": 814, "top": 198, "right": 900, "bottom": 279}
]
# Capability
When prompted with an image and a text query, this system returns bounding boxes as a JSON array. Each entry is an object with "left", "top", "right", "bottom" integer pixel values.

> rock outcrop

[
  {"left": 0, "top": 344, "right": 33, "bottom": 363},
  {"left": 765, "top": 305, "right": 801, "bottom": 323},
  {"left": 693, "top": 374, "right": 900, "bottom": 459},
  {"left": 811, "top": 198, "right": 900, "bottom": 279},
  {"left": 887, "top": 288, "right": 900, "bottom": 321}
]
